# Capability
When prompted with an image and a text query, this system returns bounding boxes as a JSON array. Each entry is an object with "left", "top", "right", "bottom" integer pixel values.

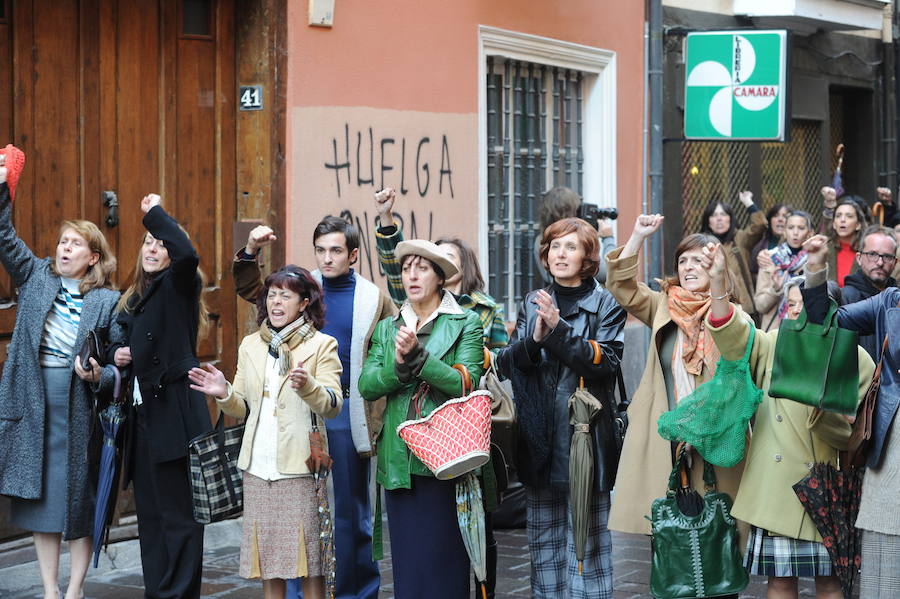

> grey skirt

[{"left": 10, "top": 367, "right": 72, "bottom": 533}]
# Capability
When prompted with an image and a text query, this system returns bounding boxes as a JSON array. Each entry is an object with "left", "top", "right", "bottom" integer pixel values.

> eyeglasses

[{"left": 858, "top": 251, "right": 898, "bottom": 264}]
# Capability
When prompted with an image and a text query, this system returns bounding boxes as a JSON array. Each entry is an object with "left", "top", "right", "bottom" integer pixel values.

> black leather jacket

[{"left": 497, "top": 280, "right": 625, "bottom": 491}]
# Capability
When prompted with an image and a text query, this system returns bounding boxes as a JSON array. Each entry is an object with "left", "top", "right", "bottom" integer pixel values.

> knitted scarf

[
  {"left": 667, "top": 286, "right": 720, "bottom": 377},
  {"left": 258, "top": 315, "right": 316, "bottom": 375}
]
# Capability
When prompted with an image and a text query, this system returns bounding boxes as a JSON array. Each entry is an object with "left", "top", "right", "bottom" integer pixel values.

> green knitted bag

[{"left": 658, "top": 325, "right": 762, "bottom": 467}]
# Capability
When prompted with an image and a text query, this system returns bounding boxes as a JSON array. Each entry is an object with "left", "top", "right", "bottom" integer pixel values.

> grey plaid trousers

[{"left": 526, "top": 486, "right": 613, "bottom": 599}]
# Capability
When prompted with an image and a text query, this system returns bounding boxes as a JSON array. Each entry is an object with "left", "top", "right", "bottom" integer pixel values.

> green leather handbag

[
  {"left": 649, "top": 447, "right": 748, "bottom": 599},
  {"left": 769, "top": 302, "right": 859, "bottom": 415}
]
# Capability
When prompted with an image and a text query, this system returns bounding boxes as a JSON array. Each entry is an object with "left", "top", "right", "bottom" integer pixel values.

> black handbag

[
  {"left": 188, "top": 406, "right": 247, "bottom": 525},
  {"left": 77, "top": 329, "right": 103, "bottom": 369},
  {"left": 649, "top": 444, "right": 748, "bottom": 599}
]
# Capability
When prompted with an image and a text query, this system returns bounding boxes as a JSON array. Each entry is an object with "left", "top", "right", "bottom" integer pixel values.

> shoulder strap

[{"left": 742, "top": 324, "right": 756, "bottom": 362}]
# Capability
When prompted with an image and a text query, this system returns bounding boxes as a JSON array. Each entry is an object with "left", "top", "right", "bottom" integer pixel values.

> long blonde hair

[
  {"left": 49, "top": 220, "right": 117, "bottom": 293},
  {"left": 117, "top": 229, "right": 210, "bottom": 339}
]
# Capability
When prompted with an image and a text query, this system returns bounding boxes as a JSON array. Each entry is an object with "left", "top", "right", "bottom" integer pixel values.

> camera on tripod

[{"left": 576, "top": 203, "right": 618, "bottom": 230}]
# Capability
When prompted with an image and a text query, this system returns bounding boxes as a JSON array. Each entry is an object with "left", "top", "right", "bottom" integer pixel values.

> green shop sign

[{"left": 684, "top": 30, "right": 789, "bottom": 141}]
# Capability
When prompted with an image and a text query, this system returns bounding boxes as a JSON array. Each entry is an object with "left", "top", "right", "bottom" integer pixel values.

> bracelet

[{"left": 710, "top": 283, "right": 734, "bottom": 301}]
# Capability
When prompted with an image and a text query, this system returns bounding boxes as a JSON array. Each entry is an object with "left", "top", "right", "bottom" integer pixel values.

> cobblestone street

[{"left": 0, "top": 519, "right": 815, "bottom": 598}]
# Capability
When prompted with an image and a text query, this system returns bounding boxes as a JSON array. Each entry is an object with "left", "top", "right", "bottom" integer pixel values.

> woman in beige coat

[
  {"left": 189, "top": 266, "right": 342, "bottom": 599},
  {"left": 606, "top": 214, "right": 745, "bottom": 538},
  {"left": 705, "top": 245, "right": 874, "bottom": 599}
]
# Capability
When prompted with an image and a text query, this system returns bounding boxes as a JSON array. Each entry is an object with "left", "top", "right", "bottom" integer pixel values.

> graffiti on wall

[
  {"left": 292, "top": 106, "right": 478, "bottom": 290},
  {"left": 324, "top": 124, "right": 455, "bottom": 199}
]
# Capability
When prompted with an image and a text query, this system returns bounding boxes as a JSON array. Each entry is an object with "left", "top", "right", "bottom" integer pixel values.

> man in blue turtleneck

[{"left": 233, "top": 217, "right": 394, "bottom": 599}]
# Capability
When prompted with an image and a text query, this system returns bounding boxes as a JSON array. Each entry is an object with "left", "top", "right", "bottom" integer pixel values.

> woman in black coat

[
  {"left": 497, "top": 217, "right": 625, "bottom": 599},
  {"left": 109, "top": 193, "right": 212, "bottom": 599}
]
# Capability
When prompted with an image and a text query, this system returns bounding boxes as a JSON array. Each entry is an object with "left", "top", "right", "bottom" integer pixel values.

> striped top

[{"left": 39, "top": 277, "right": 84, "bottom": 367}]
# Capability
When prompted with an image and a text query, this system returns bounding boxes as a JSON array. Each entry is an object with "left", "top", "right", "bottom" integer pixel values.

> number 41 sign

[
  {"left": 684, "top": 30, "right": 789, "bottom": 141},
  {"left": 239, "top": 85, "right": 263, "bottom": 111}
]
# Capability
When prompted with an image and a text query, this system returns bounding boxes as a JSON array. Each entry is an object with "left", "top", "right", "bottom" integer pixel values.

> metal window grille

[
  {"left": 682, "top": 120, "right": 822, "bottom": 234},
  {"left": 486, "top": 57, "right": 584, "bottom": 316},
  {"left": 760, "top": 121, "right": 822, "bottom": 218}
]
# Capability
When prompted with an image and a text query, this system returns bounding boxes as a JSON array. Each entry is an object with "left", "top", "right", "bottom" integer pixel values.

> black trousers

[{"left": 132, "top": 406, "right": 204, "bottom": 599}]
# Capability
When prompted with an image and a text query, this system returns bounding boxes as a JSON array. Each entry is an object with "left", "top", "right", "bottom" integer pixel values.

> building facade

[{"left": 659, "top": 0, "right": 895, "bottom": 262}]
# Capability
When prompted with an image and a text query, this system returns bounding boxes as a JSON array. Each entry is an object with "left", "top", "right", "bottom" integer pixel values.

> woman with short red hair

[{"left": 497, "top": 217, "right": 626, "bottom": 599}]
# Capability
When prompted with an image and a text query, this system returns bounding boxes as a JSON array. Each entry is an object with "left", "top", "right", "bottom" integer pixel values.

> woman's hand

[
  {"left": 289, "top": 362, "right": 309, "bottom": 390},
  {"left": 394, "top": 326, "right": 418, "bottom": 363},
  {"left": 140, "top": 193, "right": 162, "bottom": 214},
  {"left": 756, "top": 249, "right": 775, "bottom": 273},
  {"left": 701, "top": 242, "right": 727, "bottom": 283},
  {"left": 738, "top": 190, "right": 754, "bottom": 208},
  {"left": 821, "top": 186, "right": 837, "bottom": 210},
  {"left": 802, "top": 234, "right": 829, "bottom": 272},
  {"left": 375, "top": 188, "right": 397, "bottom": 227},
  {"left": 620, "top": 214, "right": 664, "bottom": 259},
  {"left": 246, "top": 225, "right": 277, "bottom": 256},
  {"left": 532, "top": 289, "right": 560, "bottom": 342},
  {"left": 113, "top": 346, "right": 132, "bottom": 367},
  {"left": 877, "top": 186, "right": 893, "bottom": 206},
  {"left": 188, "top": 364, "right": 228, "bottom": 398},
  {"left": 74, "top": 356, "right": 102, "bottom": 383}
]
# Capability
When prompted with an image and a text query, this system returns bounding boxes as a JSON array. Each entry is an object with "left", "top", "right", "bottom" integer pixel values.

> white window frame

[{"left": 477, "top": 26, "right": 617, "bottom": 306}]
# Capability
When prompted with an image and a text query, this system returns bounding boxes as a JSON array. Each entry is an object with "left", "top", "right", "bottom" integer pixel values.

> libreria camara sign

[{"left": 684, "top": 30, "right": 789, "bottom": 141}]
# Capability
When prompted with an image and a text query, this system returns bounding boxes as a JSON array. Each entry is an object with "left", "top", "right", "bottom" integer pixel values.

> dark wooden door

[{"left": 0, "top": 0, "right": 238, "bottom": 542}]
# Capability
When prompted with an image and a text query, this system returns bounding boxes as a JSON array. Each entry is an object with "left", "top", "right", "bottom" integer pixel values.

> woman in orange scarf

[{"left": 605, "top": 214, "right": 746, "bottom": 549}]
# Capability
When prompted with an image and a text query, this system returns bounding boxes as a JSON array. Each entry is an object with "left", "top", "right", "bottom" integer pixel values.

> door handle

[{"left": 102, "top": 191, "right": 118, "bottom": 227}]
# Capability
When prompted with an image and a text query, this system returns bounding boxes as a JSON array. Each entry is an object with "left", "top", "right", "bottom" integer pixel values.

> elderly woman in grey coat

[{"left": 0, "top": 146, "right": 121, "bottom": 599}]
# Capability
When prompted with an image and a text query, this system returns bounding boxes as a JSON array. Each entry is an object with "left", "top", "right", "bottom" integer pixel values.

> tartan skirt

[{"left": 744, "top": 525, "right": 833, "bottom": 578}]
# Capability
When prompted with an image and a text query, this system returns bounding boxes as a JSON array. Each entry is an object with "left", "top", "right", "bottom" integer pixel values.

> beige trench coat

[
  {"left": 605, "top": 247, "right": 745, "bottom": 536},
  {"left": 724, "top": 210, "right": 768, "bottom": 316},
  {"left": 708, "top": 310, "right": 874, "bottom": 541}
]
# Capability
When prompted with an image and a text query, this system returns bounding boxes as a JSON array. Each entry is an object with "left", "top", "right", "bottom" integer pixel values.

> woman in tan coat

[
  {"left": 705, "top": 245, "right": 874, "bottom": 599},
  {"left": 188, "top": 266, "right": 342, "bottom": 599},
  {"left": 606, "top": 214, "right": 745, "bottom": 538}
]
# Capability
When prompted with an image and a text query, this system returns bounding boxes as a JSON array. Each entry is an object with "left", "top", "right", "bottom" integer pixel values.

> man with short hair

[
  {"left": 233, "top": 217, "right": 394, "bottom": 599},
  {"left": 842, "top": 225, "right": 898, "bottom": 360}
]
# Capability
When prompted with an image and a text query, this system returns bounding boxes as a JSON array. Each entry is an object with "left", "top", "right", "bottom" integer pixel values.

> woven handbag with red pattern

[{"left": 397, "top": 372, "right": 493, "bottom": 480}]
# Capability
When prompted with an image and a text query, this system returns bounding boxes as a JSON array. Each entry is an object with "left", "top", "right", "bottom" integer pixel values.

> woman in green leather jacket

[{"left": 359, "top": 239, "right": 484, "bottom": 599}]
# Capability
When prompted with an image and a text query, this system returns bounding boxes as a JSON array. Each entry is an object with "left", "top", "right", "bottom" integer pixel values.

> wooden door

[{"left": 0, "top": 0, "right": 238, "bottom": 541}]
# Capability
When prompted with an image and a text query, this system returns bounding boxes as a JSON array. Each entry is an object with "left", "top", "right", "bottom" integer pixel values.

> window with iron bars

[{"left": 486, "top": 56, "right": 585, "bottom": 316}]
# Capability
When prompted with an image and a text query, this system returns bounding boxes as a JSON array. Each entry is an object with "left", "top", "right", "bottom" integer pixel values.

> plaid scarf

[
  {"left": 258, "top": 315, "right": 316, "bottom": 376},
  {"left": 667, "top": 286, "right": 720, "bottom": 377}
]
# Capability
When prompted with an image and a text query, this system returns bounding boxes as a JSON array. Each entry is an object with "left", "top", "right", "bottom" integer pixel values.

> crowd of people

[{"left": 2, "top": 137, "right": 900, "bottom": 599}]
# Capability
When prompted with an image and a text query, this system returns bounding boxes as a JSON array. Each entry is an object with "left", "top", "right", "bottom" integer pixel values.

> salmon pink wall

[{"left": 284, "top": 1, "right": 645, "bottom": 287}]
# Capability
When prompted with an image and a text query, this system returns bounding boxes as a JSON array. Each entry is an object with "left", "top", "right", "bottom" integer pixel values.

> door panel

[{"left": 0, "top": 0, "right": 237, "bottom": 542}]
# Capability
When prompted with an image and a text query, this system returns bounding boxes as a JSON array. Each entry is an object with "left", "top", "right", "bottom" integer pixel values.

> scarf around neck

[
  {"left": 770, "top": 242, "right": 808, "bottom": 275},
  {"left": 667, "top": 285, "right": 720, "bottom": 377},
  {"left": 259, "top": 314, "right": 316, "bottom": 375}
]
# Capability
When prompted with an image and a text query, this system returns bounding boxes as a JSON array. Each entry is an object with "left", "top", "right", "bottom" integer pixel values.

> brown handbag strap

[{"left": 452, "top": 363, "right": 473, "bottom": 395}]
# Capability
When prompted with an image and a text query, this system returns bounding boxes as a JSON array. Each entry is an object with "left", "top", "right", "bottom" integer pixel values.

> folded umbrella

[
  {"left": 568, "top": 381, "right": 603, "bottom": 574},
  {"left": 305, "top": 414, "right": 336, "bottom": 598},
  {"left": 92, "top": 368, "right": 124, "bottom": 568},
  {"left": 792, "top": 459, "right": 863, "bottom": 599},
  {"left": 456, "top": 473, "right": 488, "bottom": 599}
]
